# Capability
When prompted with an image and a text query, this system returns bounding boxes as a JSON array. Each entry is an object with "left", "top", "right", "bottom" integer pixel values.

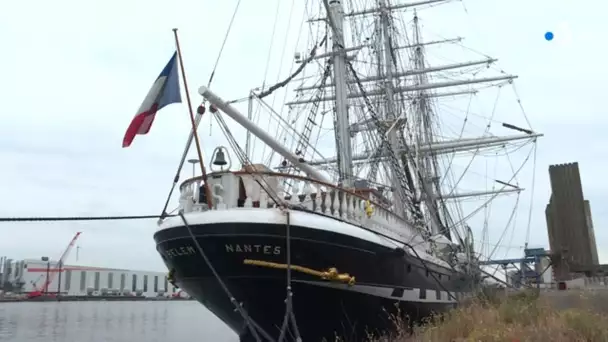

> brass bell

[{"left": 213, "top": 149, "right": 228, "bottom": 166}]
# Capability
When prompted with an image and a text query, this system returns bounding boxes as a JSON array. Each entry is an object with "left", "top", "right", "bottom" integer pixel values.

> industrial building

[
  {"left": 472, "top": 162, "right": 605, "bottom": 290},
  {"left": 0, "top": 257, "right": 177, "bottom": 297},
  {"left": 545, "top": 162, "right": 601, "bottom": 281},
  {"left": 485, "top": 247, "right": 553, "bottom": 288}
]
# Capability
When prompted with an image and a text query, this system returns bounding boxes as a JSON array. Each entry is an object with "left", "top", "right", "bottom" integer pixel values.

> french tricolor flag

[{"left": 122, "top": 52, "right": 182, "bottom": 148}]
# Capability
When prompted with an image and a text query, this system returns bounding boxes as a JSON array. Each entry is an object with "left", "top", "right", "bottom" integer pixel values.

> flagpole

[{"left": 172, "top": 28, "right": 213, "bottom": 209}]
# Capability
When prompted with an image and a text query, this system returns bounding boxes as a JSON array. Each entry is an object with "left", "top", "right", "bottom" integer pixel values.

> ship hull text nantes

[
  {"left": 161, "top": 244, "right": 282, "bottom": 259},
  {"left": 225, "top": 244, "right": 281, "bottom": 255}
]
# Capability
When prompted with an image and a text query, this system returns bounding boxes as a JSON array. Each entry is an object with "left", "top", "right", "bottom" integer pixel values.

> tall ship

[{"left": 151, "top": 0, "right": 541, "bottom": 340}]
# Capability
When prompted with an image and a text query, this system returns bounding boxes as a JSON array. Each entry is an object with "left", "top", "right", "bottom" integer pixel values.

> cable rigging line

[
  {"left": 206, "top": 0, "right": 243, "bottom": 88},
  {"left": 0, "top": 214, "right": 175, "bottom": 222},
  {"left": 524, "top": 141, "right": 538, "bottom": 247}
]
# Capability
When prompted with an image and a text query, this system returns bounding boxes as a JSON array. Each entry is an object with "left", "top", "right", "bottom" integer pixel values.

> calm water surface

[{"left": 0, "top": 301, "right": 237, "bottom": 342}]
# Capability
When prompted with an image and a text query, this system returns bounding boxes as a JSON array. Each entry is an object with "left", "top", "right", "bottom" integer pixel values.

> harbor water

[{"left": 0, "top": 301, "right": 237, "bottom": 342}]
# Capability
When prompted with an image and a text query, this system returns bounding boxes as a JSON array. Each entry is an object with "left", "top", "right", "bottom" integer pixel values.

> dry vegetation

[{"left": 374, "top": 289, "right": 608, "bottom": 342}]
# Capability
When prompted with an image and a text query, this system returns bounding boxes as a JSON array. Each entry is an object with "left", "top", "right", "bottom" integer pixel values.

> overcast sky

[{"left": 0, "top": 0, "right": 605, "bottom": 272}]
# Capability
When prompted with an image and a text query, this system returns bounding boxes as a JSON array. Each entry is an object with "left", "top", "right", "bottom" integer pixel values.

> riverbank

[
  {"left": 0, "top": 295, "right": 194, "bottom": 303},
  {"left": 374, "top": 289, "right": 608, "bottom": 341}
]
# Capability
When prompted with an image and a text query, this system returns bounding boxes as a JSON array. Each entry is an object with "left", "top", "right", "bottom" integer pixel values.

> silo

[
  {"left": 583, "top": 200, "right": 599, "bottom": 265},
  {"left": 546, "top": 162, "right": 598, "bottom": 278}
]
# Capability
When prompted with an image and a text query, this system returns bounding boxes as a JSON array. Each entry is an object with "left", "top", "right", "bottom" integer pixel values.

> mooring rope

[
  {"left": 0, "top": 214, "right": 175, "bottom": 222},
  {"left": 177, "top": 212, "right": 273, "bottom": 342}
]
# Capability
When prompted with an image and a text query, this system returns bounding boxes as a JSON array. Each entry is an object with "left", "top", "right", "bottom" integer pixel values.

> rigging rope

[
  {"left": 448, "top": 144, "right": 534, "bottom": 229},
  {"left": 277, "top": 209, "right": 301, "bottom": 342},
  {"left": 252, "top": 2, "right": 309, "bottom": 164},
  {"left": 177, "top": 212, "right": 270, "bottom": 342},
  {"left": 206, "top": 0, "right": 243, "bottom": 87},
  {"left": 259, "top": 0, "right": 283, "bottom": 93},
  {"left": 283, "top": 61, "right": 332, "bottom": 190},
  {"left": 256, "top": 35, "right": 328, "bottom": 100},
  {"left": 524, "top": 141, "right": 538, "bottom": 247},
  {"left": 487, "top": 195, "right": 520, "bottom": 261}
]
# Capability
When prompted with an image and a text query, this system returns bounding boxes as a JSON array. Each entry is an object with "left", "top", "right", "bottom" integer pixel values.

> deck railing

[{"left": 178, "top": 171, "right": 420, "bottom": 242}]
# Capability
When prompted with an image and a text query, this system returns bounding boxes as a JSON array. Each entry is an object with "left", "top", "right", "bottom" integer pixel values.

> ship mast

[
  {"left": 293, "top": 0, "right": 542, "bottom": 240},
  {"left": 377, "top": 0, "right": 407, "bottom": 218},
  {"left": 411, "top": 11, "right": 446, "bottom": 237},
  {"left": 325, "top": 0, "right": 354, "bottom": 187}
]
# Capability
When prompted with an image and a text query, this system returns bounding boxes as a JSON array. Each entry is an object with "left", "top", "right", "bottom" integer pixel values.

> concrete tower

[{"left": 545, "top": 162, "right": 599, "bottom": 280}]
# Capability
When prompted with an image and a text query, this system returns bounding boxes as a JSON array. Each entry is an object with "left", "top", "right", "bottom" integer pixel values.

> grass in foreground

[{"left": 374, "top": 289, "right": 608, "bottom": 342}]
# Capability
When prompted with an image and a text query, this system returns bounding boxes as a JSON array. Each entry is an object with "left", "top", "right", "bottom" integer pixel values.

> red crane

[
  {"left": 27, "top": 274, "right": 45, "bottom": 294},
  {"left": 28, "top": 232, "right": 82, "bottom": 298}
]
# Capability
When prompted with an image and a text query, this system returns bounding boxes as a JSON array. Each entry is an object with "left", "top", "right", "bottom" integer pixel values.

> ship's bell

[{"left": 213, "top": 149, "right": 228, "bottom": 166}]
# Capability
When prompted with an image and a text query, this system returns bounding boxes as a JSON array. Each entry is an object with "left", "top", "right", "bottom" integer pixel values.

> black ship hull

[{"left": 154, "top": 209, "right": 468, "bottom": 341}]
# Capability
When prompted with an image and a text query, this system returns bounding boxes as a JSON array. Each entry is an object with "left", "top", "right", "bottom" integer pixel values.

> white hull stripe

[{"left": 293, "top": 280, "right": 459, "bottom": 304}]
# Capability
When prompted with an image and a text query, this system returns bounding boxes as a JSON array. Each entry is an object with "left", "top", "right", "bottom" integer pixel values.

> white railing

[{"left": 178, "top": 171, "right": 421, "bottom": 243}]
